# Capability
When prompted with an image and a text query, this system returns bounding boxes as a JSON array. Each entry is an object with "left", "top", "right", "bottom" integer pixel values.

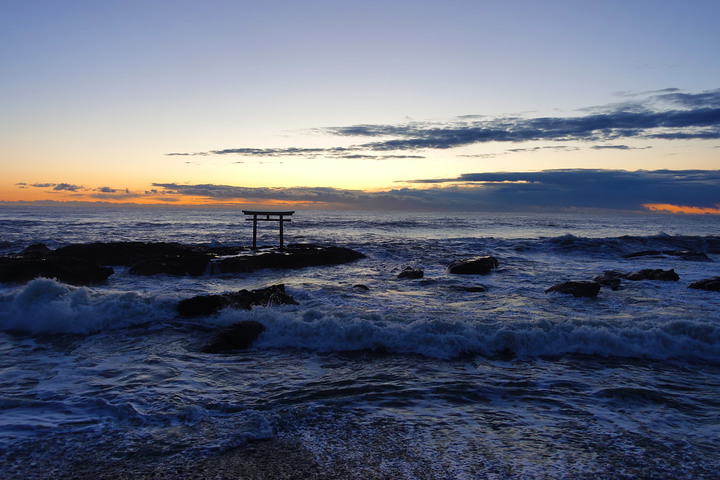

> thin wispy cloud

[
  {"left": 22, "top": 182, "right": 133, "bottom": 198},
  {"left": 167, "top": 89, "right": 720, "bottom": 158}
]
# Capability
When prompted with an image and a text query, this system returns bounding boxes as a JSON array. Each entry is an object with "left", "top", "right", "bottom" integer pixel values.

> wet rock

[
  {"left": 688, "top": 277, "right": 720, "bottom": 292},
  {"left": 623, "top": 268, "right": 679, "bottom": 281},
  {"left": 213, "top": 244, "right": 365, "bottom": 274},
  {"left": 201, "top": 320, "right": 267, "bottom": 353},
  {"left": 546, "top": 281, "right": 601, "bottom": 298},
  {"left": 352, "top": 284, "right": 370, "bottom": 291},
  {"left": 447, "top": 256, "right": 499, "bottom": 275},
  {"left": 623, "top": 250, "right": 711, "bottom": 261},
  {"left": 177, "top": 294, "right": 231, "bottom": 317},
  {"left": 456, "top": 285, "right": 488, "bottom": 293},
  {"left": 0, "top": 242, "right": 364, "bottom": 284},
  {"left": 178, "top": 284, "right": 298, "bottom": 317},
  {"left": 593, "top": 268, "right": 680, "bottom": 289},
  {"left": 128, "top": 253, "right": 210, "bottom": 276},
  {"left": 397, "top": 267, "right": 424, "bottom": 279},
  {"left": 18, "top": 243, "right": 52, "bottom": 259},
  {"left": 593, "top": 270, "right": 624, "bottom": 290},
  {"left": 0, "top": 256, "right": 113, "bottom": 285},
  {"left": 53, "top": 242, "right": 219, "bottom": 267}
]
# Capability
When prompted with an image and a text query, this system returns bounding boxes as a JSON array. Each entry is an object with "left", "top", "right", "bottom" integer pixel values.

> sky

[{"left": 1, "top": 0, "right": 719, "bottom": 212}]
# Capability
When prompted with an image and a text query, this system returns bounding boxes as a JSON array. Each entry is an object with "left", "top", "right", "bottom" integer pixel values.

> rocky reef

[{"left": 0, "top": 242, "right": 366, "bottom": 285}]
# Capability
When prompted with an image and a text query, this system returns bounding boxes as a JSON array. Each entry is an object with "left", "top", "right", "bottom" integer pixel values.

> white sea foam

[
  {"left": 2, "top": 207, "right": 720, "bottom": 478},
  {"left": 0, "top": 278, "right": 175, "bottom": 334},
  {"left": 212, "top": 305, "right": 720, "bottom": 362}
]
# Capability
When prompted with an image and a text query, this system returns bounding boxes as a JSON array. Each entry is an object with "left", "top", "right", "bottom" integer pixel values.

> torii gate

[{"left": 242, "top": 210, "right": 295, "bottom": 249}]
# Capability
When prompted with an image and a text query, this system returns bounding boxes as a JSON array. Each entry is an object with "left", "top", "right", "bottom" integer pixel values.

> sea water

[{"left": 1, "top": 205, "right": 719, "bottom": 478}]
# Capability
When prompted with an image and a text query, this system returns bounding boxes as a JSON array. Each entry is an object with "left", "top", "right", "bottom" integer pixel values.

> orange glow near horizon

[
  {"left": 1, "top": 189, "right": 332, "bottom": 209},
  {"left": 644, "top": 203, "right": 720, "bottom": 214}
]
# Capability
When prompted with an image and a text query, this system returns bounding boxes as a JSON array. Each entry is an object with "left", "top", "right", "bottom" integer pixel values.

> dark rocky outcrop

[
  {"left": 397, "top": 267, "right": 424, "bottom": 279},
  {"left": 447, "top": 256, "right": 499, "bottom": 275},
  {"left": 593, "top": 270, "right": 624, "bottom": 290},
  {"left": 128, "top": 253, "right": 210, "bottom": 276},
  {"left": 0, "top": 242, "right": 365, "bottom": 284},
  {"left": 593, "top": 268, "right": 680, "bottom": 290},
  {"left": 623, "top": 250, "right": 712, "bottom": 261},
  {"left": 212, "top": 244, "right": 366, "bottom": 274},
  {"left": 0, "top": 257, "right": 114, "bottom": 286},
  {"left": 454, "top": 285, "right": 488, "bottom": 293},
  {"left": 623, "top": 268, "right": 679, "bottom": 281},
  {"left": 178, "top": 284, "right": 298, "bottom": 317},
  {"left": 0, "top": 243, "right": 114, "bottom": 285},
  {"left": 546, "top": 281, "right": 601, "bottom": 298},
  {"left": 688, "top": 277, "right": 720, "bottom": 292},
  {"left": 52, "top": 242, "right": 220, "bottom": 267},
  {"left": 0, "top": 242, "right": 224, "bottom": 284},
  {"left": 18, "top": 243, "right": 52, "bottom": 259},
  {"left": 201, "top": 320, "right": 267, "bottom": 353}
]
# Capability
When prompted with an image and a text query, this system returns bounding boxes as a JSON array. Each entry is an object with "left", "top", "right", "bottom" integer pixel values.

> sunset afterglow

[{"left": 1, "top": 1, "right": 718, "bottom": 212}]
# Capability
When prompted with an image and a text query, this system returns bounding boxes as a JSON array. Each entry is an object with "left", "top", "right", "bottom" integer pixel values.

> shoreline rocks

[
  {"left": 178, "top": 284, "right": 299, "bottom": 317},
  {"left": 447, "top": 256, "right": 499, "bottom": 275},
  {"left": 593, "top": 268, "right": 679, "bottom": 291},
  {"left": 689, "top": 277, "right": 720, "bottom": 292},
  {"left": 201, "top": 320, "right": 267, "bottom": 353},
  {"left": 212, "top": 244, "right": 365, "bottom": 274},
  {"left": 0, "top": 242, "right": 366, "bottom": 285},
  {"left": 546, "top": 281, "right": 601, "bottom": 298},
  {"left": 623, "top": 268, "right": 679, "bottom": 281},
  {"left": 0, "top": 243, "right": 115, "bottom": 285},
  {"left": 397, "top": 267, "right": 424, "bottom": 279}
]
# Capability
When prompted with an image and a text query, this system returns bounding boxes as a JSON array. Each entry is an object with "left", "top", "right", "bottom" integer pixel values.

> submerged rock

[
  {"left": 593, "top": 268, "right": 680, "bottom": 290},
  {"left": 201, "top": 320, "right": 267, "bottom": 353},
  {"left": 593, "top": 270, "right": 624, "bottom": 291},
  {"left": 546, "top": 281, "right": 601, "bottom": 298},
  {"left": 688, "top": 277, "right": 720, "bottom": 292},
  {"left": 453, "top": 285, "right": 488, "bottom": 293},
  {"left": 623, "top": 250, "right": 711, "bottom": 261},
  {"left": 178, "top": 284, "right": 298, "bottom": 317},
  {"left": 397, "top": 266, "right": 424, "bottom": 279},
  {"left": 447, "top": 256, "right": 499, "bottom": 275}
]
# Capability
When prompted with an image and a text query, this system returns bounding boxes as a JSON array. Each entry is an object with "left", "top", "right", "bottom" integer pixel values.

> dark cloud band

[{"left": 152, "top": 169, "right": 720, "bottom": 212}]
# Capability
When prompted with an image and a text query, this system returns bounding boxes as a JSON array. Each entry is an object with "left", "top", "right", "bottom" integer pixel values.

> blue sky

[{"left": 2, "top": 0, "right": 719, "bottom": 211}]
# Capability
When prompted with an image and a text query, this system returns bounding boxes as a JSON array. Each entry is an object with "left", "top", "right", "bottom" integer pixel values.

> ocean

[{"left": 1, "top": 205, "right": 719, "bottom": 479}]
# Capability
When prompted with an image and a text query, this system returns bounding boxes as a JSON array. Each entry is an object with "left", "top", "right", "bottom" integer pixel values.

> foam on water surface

[{"left": 1, "top": 206, "right": 720, "bottom": 478}]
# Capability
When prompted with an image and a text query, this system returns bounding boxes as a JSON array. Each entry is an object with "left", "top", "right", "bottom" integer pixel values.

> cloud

[
  {"left": 53, "top": 183, "right": 83, "bottom": 192},
  {"left": 167, "top": 88, "right": 720, "bottom": 158},
  {"left": 25, "top": 182, "right": 84, "bottom": 192},
  {"left": 18, "top": 169, "right": 719, "bottom": 212},
  {"left": 151, "top": 169, "right": 720, "bottom": 212},
  {"left": 21, "top": 182, "right": 136, "bottom": 198},
  {"left": 406, "top": 169, "right": 720, "bottom": 211},
  {"left": 333, "top": 154, "right": 426, "bottom": 160},
  {"left": 168, "top": 147, "right": 333, "bottom": 158}
]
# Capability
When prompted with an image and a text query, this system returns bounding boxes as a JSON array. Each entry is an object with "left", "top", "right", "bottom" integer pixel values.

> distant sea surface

[{"left": 1, "top": 205, "right": 719, "bottom": 479}]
